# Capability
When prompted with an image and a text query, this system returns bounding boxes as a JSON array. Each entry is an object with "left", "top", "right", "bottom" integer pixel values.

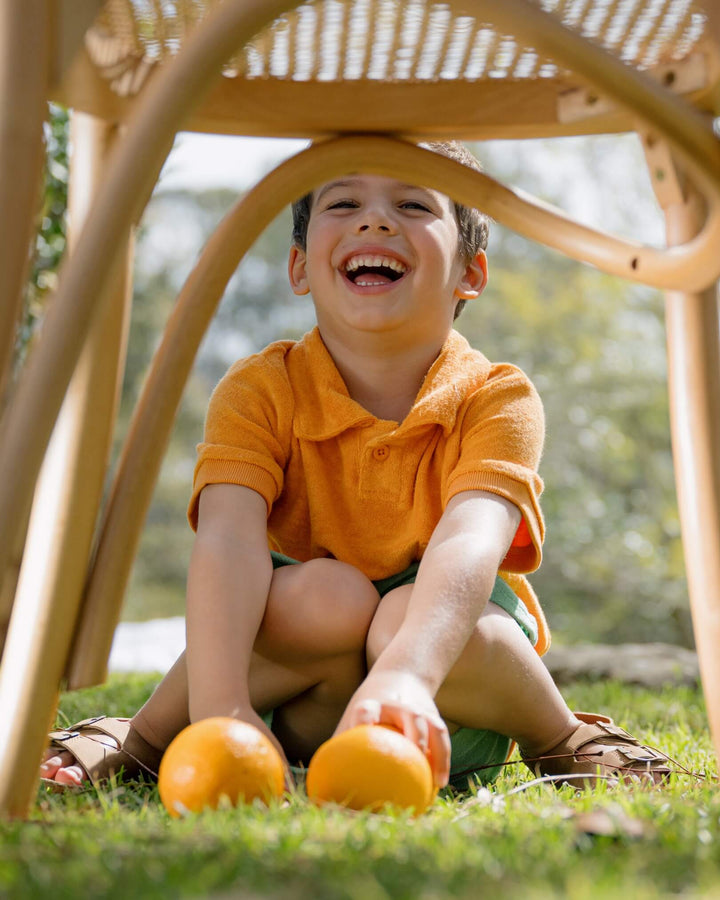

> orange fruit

[
  {"left": 158, "top": 717, "right": 284, "bottom": 817},
  {"left": 305, "top": 724, "right": 435, "bottom": 815}
]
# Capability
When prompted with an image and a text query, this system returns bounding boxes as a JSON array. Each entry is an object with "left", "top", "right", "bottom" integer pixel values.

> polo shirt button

[{"left": 373, "top": 445, "right": 389, "bottom": 460}]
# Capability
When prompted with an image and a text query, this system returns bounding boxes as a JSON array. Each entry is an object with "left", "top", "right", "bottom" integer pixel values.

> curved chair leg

[
  {"left": 663, "top": 184, "right": 720, "bottom": 768},
  {"left": 66, "top": 141, "right": 339, "bottom": 687},
  {"left": 0, "top": 0, "right": 49, "bottom": 405},
  {"left": 65, "top": 130, "right": 720, "bottom": 693},
  {"left": 0, "top": 114, "right": 132, "bottom": 819}
]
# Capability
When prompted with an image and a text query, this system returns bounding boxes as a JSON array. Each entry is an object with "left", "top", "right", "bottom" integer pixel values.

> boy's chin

[
  {"left": 315, "top": 313, "right": 402, "bottom": 340},
  {"left": 336, "top": 305, "right": 407, "bottom": 330}
]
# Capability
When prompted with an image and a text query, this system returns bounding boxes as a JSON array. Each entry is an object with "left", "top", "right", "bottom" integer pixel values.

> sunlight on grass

[{"left": 1, "top": 675, "right": 717, "bottom": 899}]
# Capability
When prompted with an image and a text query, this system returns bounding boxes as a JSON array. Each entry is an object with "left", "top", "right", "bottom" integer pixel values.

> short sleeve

[
  {"left": 187, "top": 352, "right": 293, "bottom": 530},
  {"left": 445, "top": 363, "right": 545, "bottom": 573}
]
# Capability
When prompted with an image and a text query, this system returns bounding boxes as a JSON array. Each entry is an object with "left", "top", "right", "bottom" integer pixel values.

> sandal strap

[
  {"left": 49, "top": 715, "right": 131, "bottom": 744},
  {"left": 521, "top": 711, "right": 671, "bottom": 782},
  {"left": 563, "top": 720, "right": 663, "bottom": 763},
  {"left": 49, "top": 715, "right": 162, "bottom": 785}
]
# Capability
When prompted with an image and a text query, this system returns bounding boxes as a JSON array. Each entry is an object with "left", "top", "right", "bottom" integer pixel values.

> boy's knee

[
  {"left": 474, "top": 603, "right": 528, "bottom": 649},
  {"left": 298, "top": 557, "right": 380, "bottom": 623},
  {"left": 453, "top": 603, "right": 532, "bottom": 674},
  {"left": 263, "top": 558, "right": 380, "bottom": 655}
]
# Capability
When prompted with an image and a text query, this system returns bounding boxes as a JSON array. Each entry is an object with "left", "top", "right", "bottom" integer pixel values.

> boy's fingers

[
  {"left": 348, "top": 701, "right": 449, "bottom": 785},
  {"left": 412, "top": 716, "right": 429, "bottom": 754},
  {"left": 380, "top": 707, "right": 448, "bottom": 786},
  {"left": 427, "top": 723, "right": 451, "bottom": 788},
  {"left": 353, "top": 699, "right": 381, "bottom": 726},
  {"left": 392, "top": 710, "right": 431, "bottom": 754}
]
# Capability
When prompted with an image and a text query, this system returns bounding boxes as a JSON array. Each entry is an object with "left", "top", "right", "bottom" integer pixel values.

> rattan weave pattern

[{"left": 88, "top": 0, "right": 708, "bottom": 89}]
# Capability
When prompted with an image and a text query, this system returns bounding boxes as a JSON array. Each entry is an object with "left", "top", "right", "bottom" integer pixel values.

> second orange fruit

[{"left": 306, "top": 724, "right": 435, "bottom": 814}]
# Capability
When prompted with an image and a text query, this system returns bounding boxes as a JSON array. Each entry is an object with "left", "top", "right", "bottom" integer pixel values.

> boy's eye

[
  {"left": 399, "top": 200, "right": 432, "bottom": 212},
  {"left": 326, "top": 199, "right": 359, "bottom": 210}
]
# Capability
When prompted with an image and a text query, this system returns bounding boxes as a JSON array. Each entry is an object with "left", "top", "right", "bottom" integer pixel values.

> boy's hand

[{"left": 335, "top": 671, "right": 451, "bottom": 788}]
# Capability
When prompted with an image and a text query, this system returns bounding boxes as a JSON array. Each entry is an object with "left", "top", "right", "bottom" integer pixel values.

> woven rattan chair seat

[
  {"left": 92, "top": 0, "right": 708, "bottom": 82},
  {"left": 52, "top": 0, "right": 717, "bottom": 139}
]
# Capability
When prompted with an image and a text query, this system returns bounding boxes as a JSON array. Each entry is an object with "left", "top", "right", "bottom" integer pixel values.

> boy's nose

[{"left": 355, "top": 200, "right": 396, "bottom": 234}]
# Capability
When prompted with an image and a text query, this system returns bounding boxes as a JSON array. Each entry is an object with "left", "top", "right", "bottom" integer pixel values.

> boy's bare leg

[
  {"left": 366, "top": 585, "right": 579, "bottom": 756},
  {"left": 42, "top": 559, "right": 380, "bottom": 784},
  {"left": 133, "top": 641, "right": 369, "bottom": 767}
]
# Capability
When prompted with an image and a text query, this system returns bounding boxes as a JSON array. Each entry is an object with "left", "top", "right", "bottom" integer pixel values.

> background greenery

[{"left": 23, "top": 105, "right": 693, "bottom": 647}]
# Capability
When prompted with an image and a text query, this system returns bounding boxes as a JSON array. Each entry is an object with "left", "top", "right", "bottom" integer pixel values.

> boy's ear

[
  {"left": 288, "top": 245, "right": 310, "bottom": 296},
  {"left": 454, "top": 249, "right": 488, "bottom": 300}
]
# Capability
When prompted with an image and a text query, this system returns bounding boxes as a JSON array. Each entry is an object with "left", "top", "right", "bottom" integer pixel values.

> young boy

[{"left": 43, "top": 141, "right": 669, "bottom": 791}]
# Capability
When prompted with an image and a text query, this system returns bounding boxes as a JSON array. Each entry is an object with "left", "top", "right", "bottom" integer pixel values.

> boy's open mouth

[{"left": 342, "top": 254, "right": 408, "bottom": 287}]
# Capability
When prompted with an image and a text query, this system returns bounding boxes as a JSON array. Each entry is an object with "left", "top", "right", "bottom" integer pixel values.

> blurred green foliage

[{"left": 23, "top": 110, "right": 693, "bottom": 647}]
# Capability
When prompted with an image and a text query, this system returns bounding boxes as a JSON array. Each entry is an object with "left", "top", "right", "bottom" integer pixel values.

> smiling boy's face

[{"left": 288, "top": 174, "right": 487, "bottom": 349}]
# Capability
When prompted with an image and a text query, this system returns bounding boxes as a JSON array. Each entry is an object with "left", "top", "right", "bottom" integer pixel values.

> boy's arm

[
  {"left": 185, "top": 483, "right": 277, "bottom": 742},
  {"left": 336, "top": 489, "right": 521, "bottom": 787}
]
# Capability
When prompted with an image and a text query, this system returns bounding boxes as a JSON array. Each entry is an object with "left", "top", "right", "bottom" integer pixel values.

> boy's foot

[
  {"left": 42, "top": 747, "right": 94, "bottom": 786},
  {"left": 40, "top": 717, "right": 163, "bottom": 788},
  {"left": 520, "top": 712, "right": 671, "bottom": 786}
]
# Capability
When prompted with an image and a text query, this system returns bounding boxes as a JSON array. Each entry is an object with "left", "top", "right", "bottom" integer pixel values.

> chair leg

[
  {"left": 0, "top": 0, "right": 48, "bottom": 408},
  {"left": 0, "top": 113, "right": 132, "bottom": 819},
  {"left": 664, "top": 187, "right": 720, "bottom": 772}
]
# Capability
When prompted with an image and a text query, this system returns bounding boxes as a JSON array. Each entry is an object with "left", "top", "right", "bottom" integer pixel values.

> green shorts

[{"left": 270, "top": 551, "right": 537, "bottom": 789}]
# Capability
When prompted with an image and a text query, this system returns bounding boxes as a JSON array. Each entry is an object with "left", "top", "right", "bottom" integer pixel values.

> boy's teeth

[{"left": 344, "top": 255, "right": 406, "bottom": 274}]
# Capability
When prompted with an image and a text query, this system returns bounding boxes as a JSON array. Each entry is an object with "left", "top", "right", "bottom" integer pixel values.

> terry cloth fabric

[{"left": 189, "top": 327, "right": 550, "bottom": 655}]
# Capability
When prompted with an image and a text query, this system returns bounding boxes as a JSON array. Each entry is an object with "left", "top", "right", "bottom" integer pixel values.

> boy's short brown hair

[{"left": 291, "top": 141, "right": 489, "bottom": 319}]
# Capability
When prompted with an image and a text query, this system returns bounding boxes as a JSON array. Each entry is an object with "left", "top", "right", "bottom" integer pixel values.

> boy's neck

[{"left": 319, "top": 328, "right": 451, "bottom": 423}]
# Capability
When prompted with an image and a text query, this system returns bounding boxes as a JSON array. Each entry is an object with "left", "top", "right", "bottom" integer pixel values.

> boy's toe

[
  {"left": 54, "top": 765, "right": 86, "bottom": 786},
  {"left": 40, "top": 752, "right": 67, "bottom": 779},
  {"left": 40, "top": 750, "right": 88, "bottom": 784}
]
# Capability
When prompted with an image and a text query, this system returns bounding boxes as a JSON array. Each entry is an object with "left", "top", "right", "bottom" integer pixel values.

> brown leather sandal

[
  {"left": 41, "top": 716, "right": 163, "bottom": 790},
  {"left": 520, "top": 712, "right": 672, "bottom": 786}
]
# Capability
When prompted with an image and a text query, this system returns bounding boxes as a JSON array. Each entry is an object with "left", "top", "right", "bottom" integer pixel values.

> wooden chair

[{"left": 0, "top": 0, "right": 719, "bottom": 818}]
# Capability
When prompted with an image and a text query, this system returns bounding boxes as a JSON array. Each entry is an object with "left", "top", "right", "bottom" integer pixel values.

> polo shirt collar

[
  {"left": 293, "top": 327, "right": 491, "bottom": 441},
  {"left": 406, "top": 330, "right": 491, "bottom": 433}
]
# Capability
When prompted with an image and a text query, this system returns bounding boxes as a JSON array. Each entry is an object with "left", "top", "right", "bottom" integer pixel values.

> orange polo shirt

[{"left": 189, "top": 327, "right": 550, "bottom": 654}]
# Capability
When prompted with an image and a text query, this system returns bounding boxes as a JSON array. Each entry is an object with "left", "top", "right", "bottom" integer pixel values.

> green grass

[{"left": 2, "top": 676, "right": 718, "bottom": 899}]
